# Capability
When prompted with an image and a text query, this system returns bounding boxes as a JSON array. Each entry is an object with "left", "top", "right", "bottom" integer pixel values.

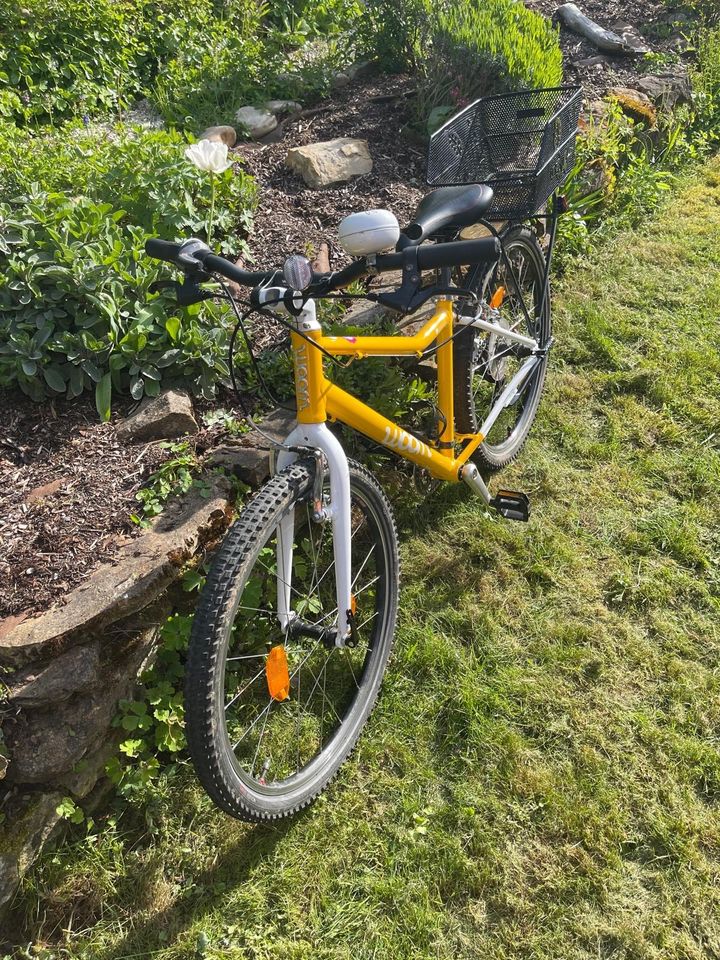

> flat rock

[
  {"left": 205, "top": 444, "right": 270, "bottom": 486},
  {"left": 347, "top": 60, "right": 377, "bottom": 81},
  {"left": 204, "top": 407, "right": 296, "bottom": 485},
  {"left": 198, "top": 124, "right": 237, "bottom": 146},
  {"left": 610, "top": 21, "right": 651, "bottom": 54},
  {"left": 636, "top": 70, "right": 692, "bottom": 108},
  {"left": 286, "top": 138, "right": 372, "bottom": 188},
  {"left": 0, "top": 478, "right": 232, "bottom": 668},
  {"left": 331, "top": 71, "right": 351, "bottom": 90},
  {"left": 4, "top": 622, "right": 159, "bottom": 785},
  {"left": 116, "top": 389, "right": 198, "bottom": 443},
  {"left": 0, "top": 791, "right": 63, "bottom": 914},
  {"left": 264, "top": 99, "right": 302, "bottom": 116},
  {"left": 7, "top": 642, "right": 100, "bottom": 707},
  {"left": 235, "top": 106, "right": 278, "bottom": 140}
]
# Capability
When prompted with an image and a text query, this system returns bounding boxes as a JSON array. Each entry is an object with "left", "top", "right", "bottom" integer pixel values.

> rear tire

[
  {"left": 453, "top": 225, "right": 551, "bottom": 473},
  {"left": 185, "top": 459, "right": 399, "bottom": 821}
]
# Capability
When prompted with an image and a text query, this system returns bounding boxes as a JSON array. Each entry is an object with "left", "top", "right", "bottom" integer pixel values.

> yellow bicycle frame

[{"left": 290, "top": 298, "right": 485, "bottom": 483}]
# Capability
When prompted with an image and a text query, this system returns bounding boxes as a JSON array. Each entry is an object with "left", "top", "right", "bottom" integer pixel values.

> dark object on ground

[{"left": 557, "top": 3, "right": 635, "bottom": 53}]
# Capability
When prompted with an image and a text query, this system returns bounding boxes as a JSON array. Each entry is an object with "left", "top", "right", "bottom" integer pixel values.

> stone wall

[{"left": 0, "top": 477, "right": 234, "bottom": 915}]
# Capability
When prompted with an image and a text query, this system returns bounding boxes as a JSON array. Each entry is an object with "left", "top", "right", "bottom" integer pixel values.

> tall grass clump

[{"left": 362, "top": 0, "right": 562, "bottom": 130}]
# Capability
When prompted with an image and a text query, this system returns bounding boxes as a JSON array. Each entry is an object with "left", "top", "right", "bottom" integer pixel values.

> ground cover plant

[
  {"left": 6, "top": 157, "right": 719, "bottom": 960},
  {"left": 0, "top": 125, "right": 257, "bottom": 415}
]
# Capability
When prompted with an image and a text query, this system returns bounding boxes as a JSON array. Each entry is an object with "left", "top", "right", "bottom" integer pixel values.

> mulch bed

[
  {"left": 236, "top": 74, "right": 425, "bottom": 272},
  {"left": 0, "top": 392, "right": 171, "bottom": 619},
  {"left": 526, "top": 0, "right": 690, "bottom": 100}
]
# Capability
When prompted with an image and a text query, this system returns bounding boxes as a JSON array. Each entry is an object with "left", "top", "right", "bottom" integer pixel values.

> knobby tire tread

[{"left": 185, "top": 460, "right": 399, "bottom": 822}]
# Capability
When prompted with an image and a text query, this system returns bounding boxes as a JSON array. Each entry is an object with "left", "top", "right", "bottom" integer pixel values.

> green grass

[{"left": 6, "top": 161, "right": 720, "bottom": 960}]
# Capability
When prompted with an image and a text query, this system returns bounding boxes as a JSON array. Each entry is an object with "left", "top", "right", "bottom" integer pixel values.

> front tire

[{"left": 185, "top": 459, "right": 399, "bottom": 821}]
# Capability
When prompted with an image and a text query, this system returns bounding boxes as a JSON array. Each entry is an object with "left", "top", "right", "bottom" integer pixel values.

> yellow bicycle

[{"left": 146, "top": 85, "right": 581, "bottom": 820}]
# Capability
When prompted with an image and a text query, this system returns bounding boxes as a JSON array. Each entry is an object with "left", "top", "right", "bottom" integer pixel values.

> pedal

[{"left": 489, "top": 490, "right": 530, "bottom": 522}]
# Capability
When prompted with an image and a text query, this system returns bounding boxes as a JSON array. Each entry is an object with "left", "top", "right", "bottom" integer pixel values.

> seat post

[{"left": 435, "top": 297, "right": 455, "bottom": 456}]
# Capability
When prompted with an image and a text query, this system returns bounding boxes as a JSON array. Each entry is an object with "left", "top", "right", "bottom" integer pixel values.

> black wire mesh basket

[{"left": 427, "top": 86, "right": 583, "bottom": 221}]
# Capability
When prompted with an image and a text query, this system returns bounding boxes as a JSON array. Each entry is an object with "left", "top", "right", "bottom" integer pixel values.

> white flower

[{"left": 185, "top": 139, "right": 233, "bottom": 174}]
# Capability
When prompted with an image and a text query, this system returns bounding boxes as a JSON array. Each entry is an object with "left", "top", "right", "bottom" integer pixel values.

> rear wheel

[
  {"left": 453, "top": 225, "right": 551, "bottom": 473},
  {"left": 185, "top": 459, "right": 399, "bottom": 821}
]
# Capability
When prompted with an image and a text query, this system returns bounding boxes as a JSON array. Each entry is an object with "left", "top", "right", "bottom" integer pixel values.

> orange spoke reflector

[
  {"left": 351, "top": 594, "right": 357, "bottom": 615},
  {"left": 266, "top": 645, "right": 290, "bottom": 702},
  {"left": 490, "top": 285, "right": 506, "bottom": 310}
]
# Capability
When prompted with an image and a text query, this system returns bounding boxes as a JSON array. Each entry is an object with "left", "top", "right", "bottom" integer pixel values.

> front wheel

[
  {"left": 184, "top": 459, "right": 399, "bottom": 821},
  {"left": 453, "top": 225, "right": 552, "bottom": 473}
]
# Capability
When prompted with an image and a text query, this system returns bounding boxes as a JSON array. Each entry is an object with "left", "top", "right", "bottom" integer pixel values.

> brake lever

[
  {"left": 148, "top": 279, "right": 179, "bottom": 294},
  {"left": 148, "top": 278, "right": 215, "bottom": 307}
]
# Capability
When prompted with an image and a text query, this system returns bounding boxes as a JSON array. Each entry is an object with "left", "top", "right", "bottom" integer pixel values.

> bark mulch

[
  {"left": 0, "top": 393, "right": 170, "bottom": 620},
  {"left": 236, "top": 74, "right": 426, "bottom": 273},
  {"left": 526, "top": 0, "right": 691, "bottom": 101}
]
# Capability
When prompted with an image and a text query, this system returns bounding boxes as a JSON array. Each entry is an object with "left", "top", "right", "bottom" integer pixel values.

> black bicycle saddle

[{"left": 400, "top": 184, "right": 494, "bottom": 247}]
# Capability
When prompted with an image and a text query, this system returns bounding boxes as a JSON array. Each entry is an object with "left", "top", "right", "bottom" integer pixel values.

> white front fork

[{"left": 275, "top": 422, "right": 353, "bottom": 645}]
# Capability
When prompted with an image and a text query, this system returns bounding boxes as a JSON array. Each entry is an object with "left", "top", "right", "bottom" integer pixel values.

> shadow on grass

[{"left": 96, "top": 813, "right": 299, "bottom": 960}]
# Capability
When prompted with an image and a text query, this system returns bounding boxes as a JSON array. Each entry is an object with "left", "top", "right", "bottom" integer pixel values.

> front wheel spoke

[
  {"left": 250, "top": 702, "right": 272, "bottom": 777},
  {"left": 344, "top": 648, "right": 360, "bottom": 690},
  {"left": 233, "top": 695, "right": 275, "bottom": 750},
  {"left": 358, "top": 610, "right": 379, "bottom": 631},
  {"left": 302, "top": 657, "right": 344, "bottom": 724},
  {"left": 226, "top": 665, "right": 266, "bottom": 711}
]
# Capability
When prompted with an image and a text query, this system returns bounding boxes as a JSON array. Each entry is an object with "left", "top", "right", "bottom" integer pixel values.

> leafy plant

[
  {"left": 0, "top": 126, "right": 257, "bottom": 416},
  {"left": 0, "top": 0, "right": 145, "bottom": 124},
  {"left": 55, "top": 796, "right": 88, "bottom": 826},
  {"left": 106, "top": 613, "right": 192, "bottom": 799},
  {"left": 151, "top": 1, "right": 268, "bottom": 128},
  {"left": 131, "top": 442, "right": 207, "bottom": 526}
]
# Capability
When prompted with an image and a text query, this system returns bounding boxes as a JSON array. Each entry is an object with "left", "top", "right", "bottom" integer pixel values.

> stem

[{"left": 207, "top": 174, "right": 216, "bottom": 246}]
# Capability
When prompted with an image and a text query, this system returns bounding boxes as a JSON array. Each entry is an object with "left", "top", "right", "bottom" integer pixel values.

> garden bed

[
  {"left": 0, "top": 393, "right": 162, "bottom": 620},
  {"left": 238, "top": 74, "right": 424, "bottom": 268},
  {"left": 0, "top": 74, "right": 424, "bottom": 623},
  {"left": 527, "top": 0, "right": 692, "bottom": 100}
]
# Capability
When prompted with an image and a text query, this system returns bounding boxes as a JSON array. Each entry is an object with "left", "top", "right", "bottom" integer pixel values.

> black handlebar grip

[
  {"left": 145, "top": 238, "right": 184, "bottom": 263},
  {"left": 203, "top": 253, "right": 279, "bottom": 287},
  {"left": 416, "top": 237, "right": 501, "bottom": 270}
]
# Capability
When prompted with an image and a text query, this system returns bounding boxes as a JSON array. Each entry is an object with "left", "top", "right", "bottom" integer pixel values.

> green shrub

[
  {"left": 0, "top": 126, "right": 257, "bottom": 415},
  {"left": 362, "top": 0, "right": 562, "bottom": 127},
  {"left": 151, "top": 0, "right": 269, "bottom": 128},
  {"left": 0, "top": 0, "right": 144, "bottom": 124},
  {"left": 691, "top": 24, "right": 720, "bottom": 142},
  {"left": 358, "top": 0, "right": 429, "bottom": 71}
]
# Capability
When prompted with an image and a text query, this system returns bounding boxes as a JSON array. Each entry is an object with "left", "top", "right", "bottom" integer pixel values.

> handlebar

[{"left": 144, "top": 235, "right": 501, "bottom": 296}]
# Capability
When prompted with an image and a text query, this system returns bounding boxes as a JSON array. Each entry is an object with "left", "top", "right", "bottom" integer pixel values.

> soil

[
  {"left": 0, "top": 393, "right": 170, "bottom": 619},
  {"left": 526, "top": 0, "right": 692, "bottom": 101},
  {"left": 236, "top": 74, "right": 425, "bottom": 273}
]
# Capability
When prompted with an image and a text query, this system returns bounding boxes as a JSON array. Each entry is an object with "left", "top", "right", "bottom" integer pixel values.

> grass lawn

[{"left": 7, "top": 160, "right": 720, "bottom": 960}]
